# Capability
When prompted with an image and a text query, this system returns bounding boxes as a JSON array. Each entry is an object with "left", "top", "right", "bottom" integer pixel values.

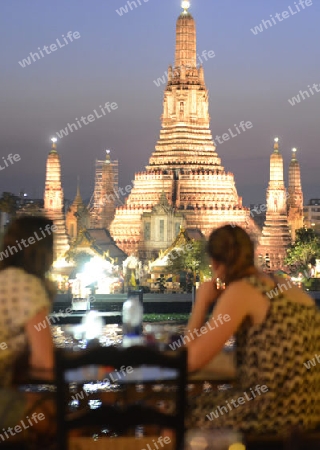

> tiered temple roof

[
  {"left": 258, "top": 139, "right": 292, "bottom": 271},
  {"left": 110, "top": 2, "right": 256, "bottom": 257},
  {"left": 287, "top": 148, "right": 304, "bottom": 241},
  {"left": 44, "top": 139, "right": 69, "bottom": 260}
]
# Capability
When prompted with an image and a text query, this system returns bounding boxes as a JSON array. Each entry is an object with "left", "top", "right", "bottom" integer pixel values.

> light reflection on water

[
  {"left": 20, "top": 324, "right": 235, "bottom": 395},
  {"left": 21, "top": 323, "right": 236, "bottom": 441},
  {"left": 51, "top": 323, "right": 235, "bottom": 350}
]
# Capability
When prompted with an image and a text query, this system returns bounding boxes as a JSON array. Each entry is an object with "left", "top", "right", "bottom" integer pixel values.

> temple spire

[
  {"left": 175, "top": 1, "right": 196, "bottom": 68},
  {"left": 110, "top": 2, "right": 250, "bottom": 258},
  {"left": 273, "top": 137, "right": 279, "bottom": 153},
  {"left": 44, "top": 137, "right": 69, "bottom": 260},
  {"left": 288, "top": 147, "right": 302, "bottom": 192},
  {"left": 75, "top": 176, "right": 82, "bottom": 202},
  {"left": 258, "top": 138, "right": 291, "bottom": 271},
  {"left": 270, "top": 138, "right": 284, "bottom": 184},
  {"left": 287, "top": 147, "right": 304, "bottom": 240},
  {"left": 50, "top": 137, "right": 57, "bottom": 152}
]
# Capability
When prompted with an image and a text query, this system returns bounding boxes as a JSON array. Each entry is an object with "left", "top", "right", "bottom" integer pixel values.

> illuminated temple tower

[
  {"left": 90, "top": 151, "right": 119, "bottom": 229},
  {"left": 287, "top": 148, "right": 303, "bottom": 241},
  {"left": 44, "top": 138, "right": 70, "bottom": 260},
  {"left": 258, "top": 138, "right": 291, "bottom": 270},
  {"left": 111, "top": 1, "right": 255, "bottom": 257}
]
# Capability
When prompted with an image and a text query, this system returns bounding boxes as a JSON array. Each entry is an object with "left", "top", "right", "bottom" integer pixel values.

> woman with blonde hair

[{"left": 186, "top": 225, "right": 320, "bottom": 433}]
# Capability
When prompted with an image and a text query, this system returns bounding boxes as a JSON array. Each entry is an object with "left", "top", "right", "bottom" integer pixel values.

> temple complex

[
  {"left": 258, "top": 138, "right": 292, "bottom": 271},
  {"left": 44, "top": 138, "right": 70, "bottom": 260},
  {"left": 110, "top": 1, "right": 256, "bottom": 258},
  {"left": 287, "top": 148, "right": 304, "bottom": 241}
]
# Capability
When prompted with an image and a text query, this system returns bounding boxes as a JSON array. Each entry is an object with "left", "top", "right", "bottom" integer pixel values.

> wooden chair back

[{"left": 55, "top": 345, "right": 187, "bottom": 450}]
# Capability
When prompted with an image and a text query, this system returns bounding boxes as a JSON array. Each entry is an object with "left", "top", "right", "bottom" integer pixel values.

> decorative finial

[
  {"left": 292, "top": 147, "right": 297, "bottom": 159},
  {"left": 181, "top": 1, "right": 190, "bottom": 12},
  {"left": 51, "top": 137, "right": 57, "bottom": 150},
  {"left": 105, "top": 149, "right": 111, "bottom": 163},
  {"left": 76, "top": 175, "right": 81, "bottom": 197},
  {"left": 274, "top": 137, "right": 279, "bottom": 152}
]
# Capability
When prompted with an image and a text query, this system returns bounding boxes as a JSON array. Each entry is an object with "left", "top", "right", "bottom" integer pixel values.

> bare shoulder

[
  {"left": 218, "top": 279, "right": 258, "bottom": 307},
  {"left": 226, "top": 278, "right": 259, "bottom": 296}
]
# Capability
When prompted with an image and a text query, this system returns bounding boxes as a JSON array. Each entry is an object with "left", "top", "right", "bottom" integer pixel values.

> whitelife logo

[
  {"left": 0, "top": 224, "right": 57, "bottom": 261},
  {"left": 105, "top": 180, "right": 135, "bottom": 204},
  {"left": 169, "top": 314, "right": 231, "bottom": 351},
  {"left": 250, "top": 0, "right": 313, "bottom": 35},
  {"left": 214, "top": 121, "right": 253, "bottom": 145},
  {"left": 116, "top": 0, "right": 151, "bottom": 17},
  {"left": 55, "top": 102, "right": 118, "bottom": 139},
  {"left": 206, "top": 385, "right": 269, "bottom": 421},
  {"left": 0, "top": 413, "right": 45, "bottom": 442},
  {"left": 304, "top": 354, "right": 320, "bottom": 370},
  {"left": 288, "top": 83, "right": 320, "bottom": 106},
  {"left": 0, "top": 153, "right": 21, "bottom": 171},
  {"left": 18, "top": 31, "right": 81, "bottom": 68}
]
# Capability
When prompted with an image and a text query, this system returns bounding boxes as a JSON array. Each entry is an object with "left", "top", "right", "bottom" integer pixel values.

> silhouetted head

[
  {"left": 206, "top": 225, "right": 255, "bottom": 285},
  {"left": 0, "top": 216, "right": 54, "bottom": 280}
]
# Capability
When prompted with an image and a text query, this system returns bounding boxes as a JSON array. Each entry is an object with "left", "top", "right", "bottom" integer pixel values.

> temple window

[
  {"left": 179, "top": 102, "right": 184, "bottom": 119},
  {"left": 144, "top": 222, "right": 151, "bottom": 241},
  {"left": 159, "top": 219, "right": 165, "bottom": 241}
]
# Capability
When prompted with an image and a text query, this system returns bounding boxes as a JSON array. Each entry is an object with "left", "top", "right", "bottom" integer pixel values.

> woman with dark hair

[
  {"left": 186, "top": 225, "right": 320, "bottom": 433},
  {"left": 0, "top": 216, "right": 55, "bottom": 439}
]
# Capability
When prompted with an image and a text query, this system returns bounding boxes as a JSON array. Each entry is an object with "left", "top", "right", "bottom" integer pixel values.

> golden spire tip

[
  {"left": 181, "top": 1, "right": 190, "bottom": 12},
  {"left": 51, "top": 137, "right": 57, "bottom": 149}
]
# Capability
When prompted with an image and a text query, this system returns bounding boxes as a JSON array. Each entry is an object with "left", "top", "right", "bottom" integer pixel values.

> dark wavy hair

[
  {"left": 206, "top": 225, "right": 255, "bottom": 285},
  {"left": 0, "top": 216, "right": 54, "bottom": 280}
]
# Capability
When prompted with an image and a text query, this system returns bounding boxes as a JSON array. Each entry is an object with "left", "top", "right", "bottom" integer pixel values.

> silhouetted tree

[
  {"left": 285, "top": 228, "right": 320, "bottom": 272},
  {"left": 0, "top": 192, "right": 19, "bottom": 216},
  {"left": 166, "top": 240, "right": 211, "bottom": 281}
]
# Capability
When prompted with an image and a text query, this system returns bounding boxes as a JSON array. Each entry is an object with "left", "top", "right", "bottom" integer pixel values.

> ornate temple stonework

[
  {"left": 90, "top": 151, "right": 118, "bottom": 230},
  {"left": 258, "top": 139, "right": 291, "bottom": 271},
  {"left": 66, "top": 182, "right": 90, "bottom": 241},
  {"left": 287, "top": 148, "right": 304, "bottom": 241},
  {"left": 140, "top": 191, "right": 186, "bottom": 260},
  {"left": 110, "top": 3, "right": 255, "bottom": 257},
  {"left": 44, "top": 139, "right": 69, "bottom": 260}
]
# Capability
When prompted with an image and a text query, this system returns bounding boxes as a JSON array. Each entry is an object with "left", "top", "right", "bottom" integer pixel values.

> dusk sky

[{"left": 0, "top": 0, "right": 319, "bottom": 205}]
